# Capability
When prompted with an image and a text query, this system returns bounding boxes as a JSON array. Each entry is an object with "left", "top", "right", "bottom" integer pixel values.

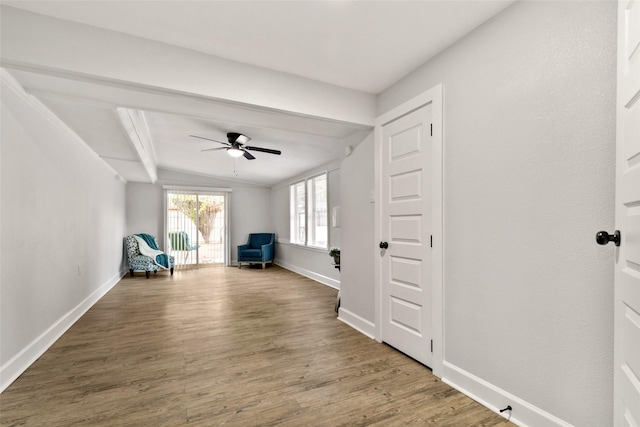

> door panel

[
  {"left": 390, "top": 256, "right": 422, "bottom": 288},
  {"left": 381, "top": 104, "right": 432, "bottom": 366},
  {"left": 390, "top": 124, "right": 422, "bottom": 159},
  {"left": 390, "top": 297, "right": 422, "bottom": 334},
  {"left": 390, "top": 170, "right": 422, "bottom": 201},
  {"left": 615, "top": 1, "right": 640, "bottom": 425},
  {"left": 390, "top": 215, "right": 422, "bottom": 244}
]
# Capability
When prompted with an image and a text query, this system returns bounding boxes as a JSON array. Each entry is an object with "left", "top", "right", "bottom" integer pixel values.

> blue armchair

[{"left": 238, "top": 233, "right": 275, "bottom": 269}]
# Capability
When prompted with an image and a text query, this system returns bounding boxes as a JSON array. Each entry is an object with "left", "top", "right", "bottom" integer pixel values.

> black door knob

[
  {"left": 379, "top": 241, "right": 388, "bottom": 249},
  {"left": 596, "top": 230, "right": 621, "bottom": 246}
]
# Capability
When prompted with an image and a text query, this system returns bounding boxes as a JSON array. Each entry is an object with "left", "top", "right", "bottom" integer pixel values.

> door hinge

[
  {"left": 430, "top": 339, "right": 433, "bottom": 353},
  {"left": 430, "top": 123, "right": 433, "bottom": 136}
]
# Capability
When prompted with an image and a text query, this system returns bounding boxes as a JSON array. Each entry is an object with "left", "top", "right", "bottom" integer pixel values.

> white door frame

[
  {"left": 614, "top": 1, "right": 640, "bottom": 424},
  {"left": 374, "top": 84, "right": 444, "bottom": 377}
]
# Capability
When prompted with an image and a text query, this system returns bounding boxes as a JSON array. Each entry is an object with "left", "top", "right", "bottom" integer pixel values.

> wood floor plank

[{"left": 0, "top": 265, "right": 513, "bottom": 426}]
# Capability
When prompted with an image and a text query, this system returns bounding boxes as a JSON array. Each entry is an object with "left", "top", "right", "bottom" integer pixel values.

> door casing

[
  {"left": 374, "top": 84, "right": 444, "bottom": 377},
  {"left": 613, "top": 1, "right": 640, "bottom": 425}
]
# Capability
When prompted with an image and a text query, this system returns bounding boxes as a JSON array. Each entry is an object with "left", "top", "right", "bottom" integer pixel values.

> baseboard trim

[
  {"left": 0, "top": 272, "right": 124, "bottom": 393},
  {"left": 274, "top": 259, "right": 340, "bottom": 289},
  {"left": 442, "top": 361, "right": 574, "bottom": 427},
  {"left": 337, "top": 307, "right": 376, "bottom": 339}
]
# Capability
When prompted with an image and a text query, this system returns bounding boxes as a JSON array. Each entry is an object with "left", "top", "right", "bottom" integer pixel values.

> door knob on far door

[
  {"left": 379, "top": 241, "right": 389, "bottom": 249},
  {"left": 596, "top": 230, "right": 621, "bottom": 246}
]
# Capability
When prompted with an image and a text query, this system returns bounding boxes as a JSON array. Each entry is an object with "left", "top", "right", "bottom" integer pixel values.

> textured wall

[{"left": 377, "top": 2, "right": 616, "bottom": 426}]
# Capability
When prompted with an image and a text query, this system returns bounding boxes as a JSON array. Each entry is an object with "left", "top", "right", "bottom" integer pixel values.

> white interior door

[
  {"left": 379, "top": 104, "right": 433, "bottom": 367},
  {"left": 614, "top": 1, "right": 640, "bottom": 425}
]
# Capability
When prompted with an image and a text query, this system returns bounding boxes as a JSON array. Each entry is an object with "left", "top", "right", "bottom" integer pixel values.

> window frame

[
  {"left": 289, "top": 180, "right": 306, "bottom": 246},
  {"left": 289, "top": 172, "right": 328, "bottom": 250}
]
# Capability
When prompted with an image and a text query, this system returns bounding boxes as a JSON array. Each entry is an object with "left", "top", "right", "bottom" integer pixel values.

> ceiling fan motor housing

[{"left": 227, "top": 132, "right": 250, "bottom": 144}]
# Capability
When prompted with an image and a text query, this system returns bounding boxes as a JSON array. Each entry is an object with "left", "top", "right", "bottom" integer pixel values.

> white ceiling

[{"left": 2, "top": 1, "right": 514, "bottom": 186}]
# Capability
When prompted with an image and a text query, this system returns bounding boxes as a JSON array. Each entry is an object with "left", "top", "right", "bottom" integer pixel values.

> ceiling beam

[
  {"left": 116, "top": 108, "right": 157, "bottom": 183},
  {"left": 0, "top": 5, "right": 376, "bottom": 127}
]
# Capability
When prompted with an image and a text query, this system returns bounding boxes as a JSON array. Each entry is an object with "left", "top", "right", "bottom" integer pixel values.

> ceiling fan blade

[
  {"left": 201, "top": 147, "right": 228, "bottom": 152},
  {"left": 245, "top": 146, "right": 281, "bottom": 155},
  {"left": 190, "top": 134, "right": 229, "bottom": 146},
  {"left": 243, "top": 150, "right": 256, "bottom": 160}
]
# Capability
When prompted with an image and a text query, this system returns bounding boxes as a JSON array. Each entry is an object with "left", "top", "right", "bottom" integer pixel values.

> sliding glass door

[{"left": 165, "top": 189, "right": 228, "bottom": 268}]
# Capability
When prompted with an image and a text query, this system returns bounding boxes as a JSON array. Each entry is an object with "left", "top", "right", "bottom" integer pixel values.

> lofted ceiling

[{"left": 1, "top": 1, "right": 514, "bottom": 186}]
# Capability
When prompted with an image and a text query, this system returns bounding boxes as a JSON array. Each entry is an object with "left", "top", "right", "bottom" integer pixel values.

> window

[{"left": 290, "top": 173, "right": 328, "bottom": 248}]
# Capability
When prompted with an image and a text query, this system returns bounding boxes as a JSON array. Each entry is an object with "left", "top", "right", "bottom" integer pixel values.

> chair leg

[
  {"left": 262, "top": 262, "right": 266, "bottom": 269},
  {"left": 170, "top": 267, "right": 174, "bottom": 275},
  {"left": 145, "top": 271, "right": 150, "bottom": 279},
  {"left": 129, "top": 269, "right": 134, "bottom": 277}
]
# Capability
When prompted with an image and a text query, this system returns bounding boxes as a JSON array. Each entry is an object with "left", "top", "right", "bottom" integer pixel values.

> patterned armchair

[
  {"left": 237, "top": 233, "right": 275, "bottom": 269},
  {"left": 125, "top": 235, "right": 175, "bottom": 278}
]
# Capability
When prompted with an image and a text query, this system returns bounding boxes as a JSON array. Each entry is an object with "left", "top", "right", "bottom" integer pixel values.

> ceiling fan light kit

[{"left": 227, "top": 147, "right": 245, "bottom": 158}]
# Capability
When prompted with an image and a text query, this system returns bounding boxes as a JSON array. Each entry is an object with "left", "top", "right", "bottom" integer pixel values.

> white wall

[
  {"left": 371, "top": 2, "right": 616, "bottom": 426},
  {"left": 338, "top": 132, "right": 376, "bottom": 336},
  {"left": 126, "top": 168, "right": 272, "bottom": 265},
  {"left": 270, "top": 161, "right": 341, "bottom": 288},
  {"left": 0, "top": 70, "right": 127, "bottom": 391}
]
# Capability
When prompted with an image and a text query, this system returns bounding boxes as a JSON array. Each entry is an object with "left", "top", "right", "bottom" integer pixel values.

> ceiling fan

[{"left": 190, "top": 132, "right": 281, "bottom": 160}]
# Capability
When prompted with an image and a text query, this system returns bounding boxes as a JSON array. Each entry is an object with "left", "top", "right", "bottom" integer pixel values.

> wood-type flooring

[{"left": 0, "top": 265, "right": 513, "bottom": 426}]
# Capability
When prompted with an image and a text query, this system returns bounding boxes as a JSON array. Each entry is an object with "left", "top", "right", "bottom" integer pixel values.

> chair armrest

[
  {"left": 238, "top": 244, "right": 250, "bottom": 252},
  {"left": 261, "top": 242, "right": 275, "bottom": 261}
]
